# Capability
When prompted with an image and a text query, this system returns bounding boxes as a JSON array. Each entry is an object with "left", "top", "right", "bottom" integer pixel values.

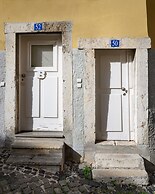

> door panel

[
  {"left": 96, "top": 50, "right": 130, "bottom": 140},
  {"left": 19, "top": 34, "right": 63, "bottom": 132},
  {"left": 42, "top": 76, "right": 58, "bottom": 118},
  {"left": 26, "top": 76, "right": 40, "bottom": 118},
  {"left": 101, "top": 94, "right": 122, "bottom": 132}
]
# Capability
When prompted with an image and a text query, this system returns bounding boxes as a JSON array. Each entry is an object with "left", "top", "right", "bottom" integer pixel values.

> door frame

[
  {"left": 5, "top": 21, "right": 73, "bottom": 146},
  {"left": 78, "top": 38, "right": 151, "bottom": 146}
]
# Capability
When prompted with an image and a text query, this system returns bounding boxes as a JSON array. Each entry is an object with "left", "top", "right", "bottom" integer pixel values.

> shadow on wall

[
  {"left": 146, "top": 0, "right": 155, "bottom": 48},
  {"left": 147, "top": 0, "right": 155, "bottom": 163}
]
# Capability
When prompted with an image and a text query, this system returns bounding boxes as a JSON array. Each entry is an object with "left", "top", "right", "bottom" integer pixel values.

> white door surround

[
  {"left": 5, "top": 22, "right": 73, "bottom": 145},
  {"left": 78, "top": 38, "right": 151, "bottom": 146}
]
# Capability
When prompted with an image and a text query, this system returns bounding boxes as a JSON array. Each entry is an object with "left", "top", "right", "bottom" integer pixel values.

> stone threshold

[
  {"left": 15, "top": 131, "right": 64, "bottom": 138},
  {"left": 96, "top": 140, "right": 136, "bottom": 146}
]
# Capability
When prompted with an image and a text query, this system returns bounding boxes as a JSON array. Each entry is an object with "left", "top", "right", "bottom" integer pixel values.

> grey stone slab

[
  {"left": 0, "top": 51, "right": 6, "bottom": 147},
  {"left": 12, "top": 137, "right": 64, "bottom": 149},
  {"left": 93, "top": 153, "right": 145, "bottom": 169},
  {"left": 92, "top": 169, "right": 149, "bottom": 185},
  {"left": 72, "top": 49, "right": 85, "bottom": 158},
  {"left": 15, "top": 131, "right": 64, "bottom": 138}
]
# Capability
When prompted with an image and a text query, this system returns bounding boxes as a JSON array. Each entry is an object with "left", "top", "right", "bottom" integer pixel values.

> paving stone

[
  {"left": 32, "top": 187, "right": 44, "bottom": 194},
  {"left": 0, "top": 149, "right": 154, "bottom": 194},
  {"left": 54, "top": 187, "right": 63, "bottom": 194},
  {"left": 78, "top": 185, "right": 89, "bottom": 193},
  {"left": 43, "top": 182, "right": 51, "bottom": 189},
  {"left": 68, "top": 191, "right": 81, "bottom": 194},
  {"left": 0, "top": 187, "right": 3, "bottom": 193},
  {"left": 53, "top": 182, "right": 61, "bottom": 188},
  {"left": 20, "top": 183, "right": 28, "bottom": 190},
  {"left": 62, "top": 185, "right": 70, "bottom": 193},
  {"left": 13, "top": 191, "right": 22, "bottom": 194},
  {"left": 22, "top": 187, "right": 32, "bottom": 194},
  {"left": 2, "top": 184, "right": 11, "bottom": 192},
  {"left": 68, "top": 181, "right": 80, "bottom": 188},
  {"left": 59, "top": 180, "right": 67, "bottom": 186},
  {"left": 45, "top": 187, "right": 54, "bottom": 194},
  {"left": 30, "top": 176, "right": 39, "bottom": 183},
  {"left": 10, "top": 183, "right": 20, "bottom": 191}
]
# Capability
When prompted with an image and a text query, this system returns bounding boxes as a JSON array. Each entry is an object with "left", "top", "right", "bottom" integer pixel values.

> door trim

[
  {"left": 5, "top": 22, "right": 73, "bottom": 146},
  {"left": 78, "top": 37, "right": 150, "bottom": 146},
  {"left": 18, "top": 34, "right": 63, "bottom": 132}
]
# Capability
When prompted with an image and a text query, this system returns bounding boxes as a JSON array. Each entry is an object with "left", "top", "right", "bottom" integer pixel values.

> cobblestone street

[{"left": 0, "top": 149, "right": 155, "bottom": 194}]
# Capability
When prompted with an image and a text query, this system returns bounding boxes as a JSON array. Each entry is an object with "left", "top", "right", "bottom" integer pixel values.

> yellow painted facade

[{"left": 0, "top": 0, "right": 148, "bottom": 50}]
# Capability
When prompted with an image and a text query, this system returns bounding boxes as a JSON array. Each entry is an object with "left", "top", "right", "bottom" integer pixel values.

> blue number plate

[
  {"left": 111, "top": 39, "right": 120, "bottom": 47},
  {"left": 34, "top": 23, "right": 43, "bottom": 31}
]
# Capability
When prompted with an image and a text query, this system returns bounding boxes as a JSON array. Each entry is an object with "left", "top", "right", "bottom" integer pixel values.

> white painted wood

[
  {"left": 42, "top": 76, "right": 58, "bottom": 118},
  {"left": 26, "top": 76, "right": 40, "bottom": 118},
  {"left": 96, "top": 50, "right": 132, "bottom": 140},
  {"left": 128, "top": 50, "right": 135, "bottom": 140},
  {"left": 101, "top": 94, "right": 122, "bottom": 132},
  {"left": 19, "top": 34, "right": 63, "bottom": 132}
]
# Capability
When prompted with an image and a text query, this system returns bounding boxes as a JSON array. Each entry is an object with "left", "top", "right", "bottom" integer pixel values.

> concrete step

[
  {"left": 7, "top": 148, "right": 64, "bottom": 173},
  {"left": 93, "top": 153, "right": 144, "bottom": 169},
  {"left": 92, "top": 169, "right": 148, "bottom": 185},
  {"left": 12, "top": 137, "right": 64, "bottom": 149},
  {"left": 7, "top": 137, "right": 65, "bottom": 173}
]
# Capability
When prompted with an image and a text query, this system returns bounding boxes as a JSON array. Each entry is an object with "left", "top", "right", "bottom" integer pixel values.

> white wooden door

[
  {"left": 19, "top": 34, "right": 63, "bottom": 132},
  {"left": 96, "top": 50, "right": 130, "bottom": 140}
]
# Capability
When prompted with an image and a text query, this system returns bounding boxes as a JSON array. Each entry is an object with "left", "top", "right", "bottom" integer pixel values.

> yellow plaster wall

[{"left": 0, "top": 0, "right": 148, "bottom": 50}]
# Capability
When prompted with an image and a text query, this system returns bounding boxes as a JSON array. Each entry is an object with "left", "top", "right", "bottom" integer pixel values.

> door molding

[
  {"left": 5, "top": 21, "right": 73, "bottom": 146},
  {"left": 78, "top": 37, "right": 151, "bottom": 146}
]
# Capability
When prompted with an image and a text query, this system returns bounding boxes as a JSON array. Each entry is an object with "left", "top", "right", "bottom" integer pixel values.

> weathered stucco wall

[
  {"left": 73, "top": 49, "right": 85, "bottom": 159},
  {"left": 0, "top": 52, "right": 5, "bottom": 147},
  {"left": 0, "top": 0, "right": 148, "bottom": 50}
]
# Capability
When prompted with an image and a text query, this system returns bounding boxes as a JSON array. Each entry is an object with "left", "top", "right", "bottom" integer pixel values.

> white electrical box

[
  {"left": 77, "top": 78, "right": 82, "bottom": 83},
  {"left": 0, "top": 82, "right": 5, "bottom": 87}
]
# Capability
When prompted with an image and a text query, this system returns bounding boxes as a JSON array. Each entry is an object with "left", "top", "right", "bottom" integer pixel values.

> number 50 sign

[{"left": 110, "top": 39, "right": 120, "bottom": 47}]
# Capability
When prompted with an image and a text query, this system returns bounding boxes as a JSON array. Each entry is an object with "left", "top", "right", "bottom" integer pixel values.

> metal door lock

[{"left": 21, "top": 74, "right": 26, "bottom": 82}]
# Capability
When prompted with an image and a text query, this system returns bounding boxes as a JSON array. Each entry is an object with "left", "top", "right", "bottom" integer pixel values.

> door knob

[
  {"left": 21, "top": 74, "right": 26, "bottom": 78},
  {"left": 122, "top": 87, "right": 128, "bottom": 95}
]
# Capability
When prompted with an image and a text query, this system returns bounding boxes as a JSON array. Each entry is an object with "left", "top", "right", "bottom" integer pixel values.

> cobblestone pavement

[{"left": 0, "top": 149, "right": 155, "bottom": 194}]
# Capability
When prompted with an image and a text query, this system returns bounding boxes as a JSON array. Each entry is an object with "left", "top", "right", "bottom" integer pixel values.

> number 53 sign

[{"left": 110, "top": 39, "right": 120, "bottom": 47}]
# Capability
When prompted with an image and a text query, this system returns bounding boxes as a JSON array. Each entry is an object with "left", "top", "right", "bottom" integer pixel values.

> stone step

[
  {"left": 7, "top": 137, "right": 65, "bottom": 173},
  {"left": 12, "top": 137, "right": 64, "bottom": 149},
  {"left": 7, "top": 148, "right": 64, "bottom": 173},
  {"left": 93, "top": 153, "right": 144, "bottom": 169},
  {"left": 92, "top": 169, "right": 149, "bottom": 185}
]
